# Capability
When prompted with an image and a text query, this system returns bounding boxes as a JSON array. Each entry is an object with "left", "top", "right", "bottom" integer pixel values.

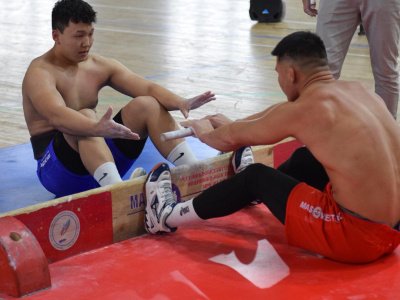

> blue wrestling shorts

[{"left": 31, "top": 111, "right": 147, "bottom": 198}]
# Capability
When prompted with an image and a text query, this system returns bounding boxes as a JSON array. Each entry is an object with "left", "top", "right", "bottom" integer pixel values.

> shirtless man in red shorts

[{"left": 143, "top": 31, "right": 400, "bottom": 263}]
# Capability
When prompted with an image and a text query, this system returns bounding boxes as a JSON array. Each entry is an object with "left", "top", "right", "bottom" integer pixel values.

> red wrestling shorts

[{"left": 285, "top": 183, "right": 400, "bottom": 263}]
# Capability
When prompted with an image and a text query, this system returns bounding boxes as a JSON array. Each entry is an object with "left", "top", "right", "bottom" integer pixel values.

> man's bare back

[{"left": 294, "top": 79, "right": 400, "bottom": 227}]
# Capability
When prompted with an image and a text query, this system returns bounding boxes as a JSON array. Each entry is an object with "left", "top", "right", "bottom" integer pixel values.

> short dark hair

[
  {"left": 52, "top": 0, "right": 97, "bottom": 32},
  {"left": 271, "top": 31, "right": 328, "bottom": 69}
]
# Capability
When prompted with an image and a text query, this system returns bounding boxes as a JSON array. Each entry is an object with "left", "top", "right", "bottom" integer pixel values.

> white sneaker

[
  {"left": 232, "top": 147, "right": 261, "bottom": 205},
  {"left": 232, "top": 146, "right": 255, "bottom": 174},
  {"left": 144, "top": 163, "right": 177, "bottom": 234},
  {"left": 129, "top": 167, "right": 147, "bottom": 179}
]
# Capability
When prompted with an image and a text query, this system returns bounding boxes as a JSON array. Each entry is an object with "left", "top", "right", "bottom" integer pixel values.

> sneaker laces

[
  {"left": 154, "top": 178, "right": 176, "bottom": 232},
  {"left": 236, "top": 148, "right": 260, "bottom": 205},
  {"left": 159, "top": 180, "right": 174, "bottom": 208},
  {"left": 237, "top": 147, "right": 254, "bottom": 172}
]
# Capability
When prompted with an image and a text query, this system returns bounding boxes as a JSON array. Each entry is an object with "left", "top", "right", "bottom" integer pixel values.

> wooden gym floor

[
  {"left": 0, "top": 0, "right": 375, "bottom": 148},
  {"left": 1, "top": 2, "right": 399, "bottom": 299}
]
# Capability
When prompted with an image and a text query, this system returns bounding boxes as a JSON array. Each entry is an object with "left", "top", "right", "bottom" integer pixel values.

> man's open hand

[
  {"left": 203, "top": 113, "right": 232, "bottom": 129},
  {"left": 180, "top": 118, "right": 214, "bottom": 139},
  {"left": 96, "top": 107, "right": 140, "bottom": 140},
  {"left": 180, "top": 91, "right": 216, "bottom": 118}
]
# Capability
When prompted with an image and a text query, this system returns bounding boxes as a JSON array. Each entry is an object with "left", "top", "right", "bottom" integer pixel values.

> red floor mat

[{"left": 2, "top": 205, "right": 399, "bottom": 300}]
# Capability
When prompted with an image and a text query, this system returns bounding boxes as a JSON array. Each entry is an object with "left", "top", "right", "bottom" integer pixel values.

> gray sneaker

[
  {"left": 144, "top": 163, "right": 177, "bottom": 234},
  {"left": 129, "top": 167, "right": 147, "bottom": 179},
  {"left": 232, "top": 146, "right": 255, "bottom": 174},
  {"left": 232, "top": 147, "right": 261, "bottom": 205}
]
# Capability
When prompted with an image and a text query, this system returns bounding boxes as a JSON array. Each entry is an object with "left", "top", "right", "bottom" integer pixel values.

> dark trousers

[{"left": 193, "top": 147, "right": 329, "bottom": 224}]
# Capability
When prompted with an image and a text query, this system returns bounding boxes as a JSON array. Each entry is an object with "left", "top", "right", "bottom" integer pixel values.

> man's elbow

[
  {"left": 47, "top": 116, "right": 70, "bottom": 134},
  {"left": 47, "top": 116, "right": 61, "bottom": 129}
]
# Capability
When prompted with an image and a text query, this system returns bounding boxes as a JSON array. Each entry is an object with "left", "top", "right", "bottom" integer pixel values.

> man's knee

[
  {"left": 70, "top": 109, "right": 104, "bottom": 144},
  {"left": 126, "top": 96, "right": 162, "bottom": 115},
  {"left": 242, "top": 163, "right": 276, "bottom": 179},
  {"left": 78, "top": 108, "right": 97, "bottom": 119},
  {"left": 242, "top": 163, "right": 299, "bottom": 190},
  {"left": 290, "top": 146, "right": 313, "bottom": 162},
  {"left": 281, "top": 146, "right": 319, "bottom": 169}
]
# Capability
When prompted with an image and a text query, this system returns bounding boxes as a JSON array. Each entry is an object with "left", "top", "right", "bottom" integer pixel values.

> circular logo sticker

[
  {"left": 49, "top": 210, "right": 80, "bottom": 251},
  {"left": 312, "top": 206, "right": 323, "bottom": 219}
]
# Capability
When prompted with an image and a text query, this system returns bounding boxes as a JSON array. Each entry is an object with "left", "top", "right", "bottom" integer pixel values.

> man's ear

[
  {"left": 52, "top": 30, "right": 60, "bottom": 43},
  {"left": 288, "top": 66, "right": 296, "bottom": 84}
]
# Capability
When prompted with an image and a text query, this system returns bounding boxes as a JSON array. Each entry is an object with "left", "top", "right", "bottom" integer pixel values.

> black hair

[
  {"left": 52, "top": 0, "right": 97, "bottom": 32},
  {"left": 271, "top": 31, "right": 328, "bottom": 69}
]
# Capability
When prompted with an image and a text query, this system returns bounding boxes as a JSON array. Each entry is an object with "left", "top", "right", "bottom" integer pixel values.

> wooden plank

[
  {"left": 0, "top": 144, "right": 280, "bottom": 262},
  {"left": 111, "top": 145, "right": 273, "bottom": 242}
]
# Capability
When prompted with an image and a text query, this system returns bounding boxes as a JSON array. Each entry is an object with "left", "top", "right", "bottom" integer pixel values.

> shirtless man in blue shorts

[{"left": 22, "top": 0, "right": 215, "bottom": 197}]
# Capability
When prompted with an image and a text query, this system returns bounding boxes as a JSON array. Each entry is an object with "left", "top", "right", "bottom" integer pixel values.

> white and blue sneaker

[
  {"left": 232, "top": 147, "right": 261, "bottom": 205},
  {"left": 232, "top": 146, "right": 255, "bottom": 174},
  {"left": 144, "top": 163, "right": 177, "bottom": 234}
]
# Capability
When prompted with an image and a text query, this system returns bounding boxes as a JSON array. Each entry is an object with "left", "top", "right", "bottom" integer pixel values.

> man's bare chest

[{"left": 55, "top": 67, "right": 107, "bottom": 110}]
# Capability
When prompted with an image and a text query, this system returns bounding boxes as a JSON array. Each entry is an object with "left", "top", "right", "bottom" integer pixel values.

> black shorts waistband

[{"left": 30, "top": 130, "right": 58, "bottom": 159}]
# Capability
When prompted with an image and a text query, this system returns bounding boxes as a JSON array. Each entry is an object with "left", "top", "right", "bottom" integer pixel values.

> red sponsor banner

[{"left": 15, "top": 192, "right": 113, "bottom": 262}]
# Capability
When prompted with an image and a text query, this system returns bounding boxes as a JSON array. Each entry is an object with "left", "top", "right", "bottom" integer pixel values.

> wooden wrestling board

[{"left": 0, "top": 142, "right": 300, "bottom": 264}]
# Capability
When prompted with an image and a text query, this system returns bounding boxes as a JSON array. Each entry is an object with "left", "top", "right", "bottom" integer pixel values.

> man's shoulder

[
  {"left": 89, "top": 53, "right": 115, "bottom": 65},
  {"left": 24, "top": 59, "right": 52, "bottom": 85},
  {"left": 83, "top": 54, "right": 122, "bottom": 73},
  {"left": 26, "top": 52, "right": 54, "bottom": 75}
]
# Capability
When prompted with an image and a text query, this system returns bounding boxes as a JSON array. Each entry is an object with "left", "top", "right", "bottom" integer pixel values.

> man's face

[
  {"left": 275, "top": 59, "right": 298, "bottom": 102},
  {"left": 53, "top": 21, "right": 94, "bottom": 62}
]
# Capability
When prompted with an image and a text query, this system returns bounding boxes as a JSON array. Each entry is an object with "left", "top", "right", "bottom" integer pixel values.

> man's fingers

[
  {"left": 103, "top": 106, "right": 113, "bottom": 120},
  {"left": 121, "top": 130, "right": 140, "bottom": 140},
  {"left": 305, "top": 9, "right": 317, "bottom": 16},
  {"left": 180, "top": 108, "right": 189, "bottom": 119},
  {"left": 180, "top": 120, "right": 192, "bottom": 127},
  {"left": 114, "top": 122, "right": 140, "bottom": 140},
  {"left": 200, "top": 96, "right": 216, "bottom": 103},
  {"left": 128, "top": 132, "right": 140, "bottom": 140}
]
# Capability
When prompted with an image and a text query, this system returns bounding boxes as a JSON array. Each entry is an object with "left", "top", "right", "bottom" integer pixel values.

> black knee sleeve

[
  {"left": 193, "top": 163, "right": 299, "bottom": 224},
  {"left": 244, "top": 164, "right": 299, "bottom": 223},
  {"left": 111, "top": 110, "right": 147, "bottom": 159},
  {"left": 278, "top": 147, "right": 329, "bottom": 190}
]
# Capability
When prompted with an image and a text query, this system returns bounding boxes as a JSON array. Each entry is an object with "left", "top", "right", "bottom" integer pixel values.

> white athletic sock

[
  {"left": 167, "top": 141, "right": 198, "bottom": 166},
  {"left": 93, "top": 162, "right": 122, "bottom": 187},
  {"left": 166, "top": 199, "right": 203, "bottom": 228}
]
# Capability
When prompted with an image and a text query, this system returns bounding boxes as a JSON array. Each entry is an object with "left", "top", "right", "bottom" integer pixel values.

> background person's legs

[
  {"left": 361, "top": 0, "right": 400, "bottom": 118},
  {"left": 316, "top": 0, "right": 360, "bottom": 79}
]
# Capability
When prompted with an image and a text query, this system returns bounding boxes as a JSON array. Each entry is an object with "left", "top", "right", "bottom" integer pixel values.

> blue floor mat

[{"left": 0, "top": 137, "right": 218, "bottom": 213}]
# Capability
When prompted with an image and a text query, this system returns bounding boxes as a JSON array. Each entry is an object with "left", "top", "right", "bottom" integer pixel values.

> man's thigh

[{"left": 37, "top": 139, "right": 98, "bottom": 198}]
